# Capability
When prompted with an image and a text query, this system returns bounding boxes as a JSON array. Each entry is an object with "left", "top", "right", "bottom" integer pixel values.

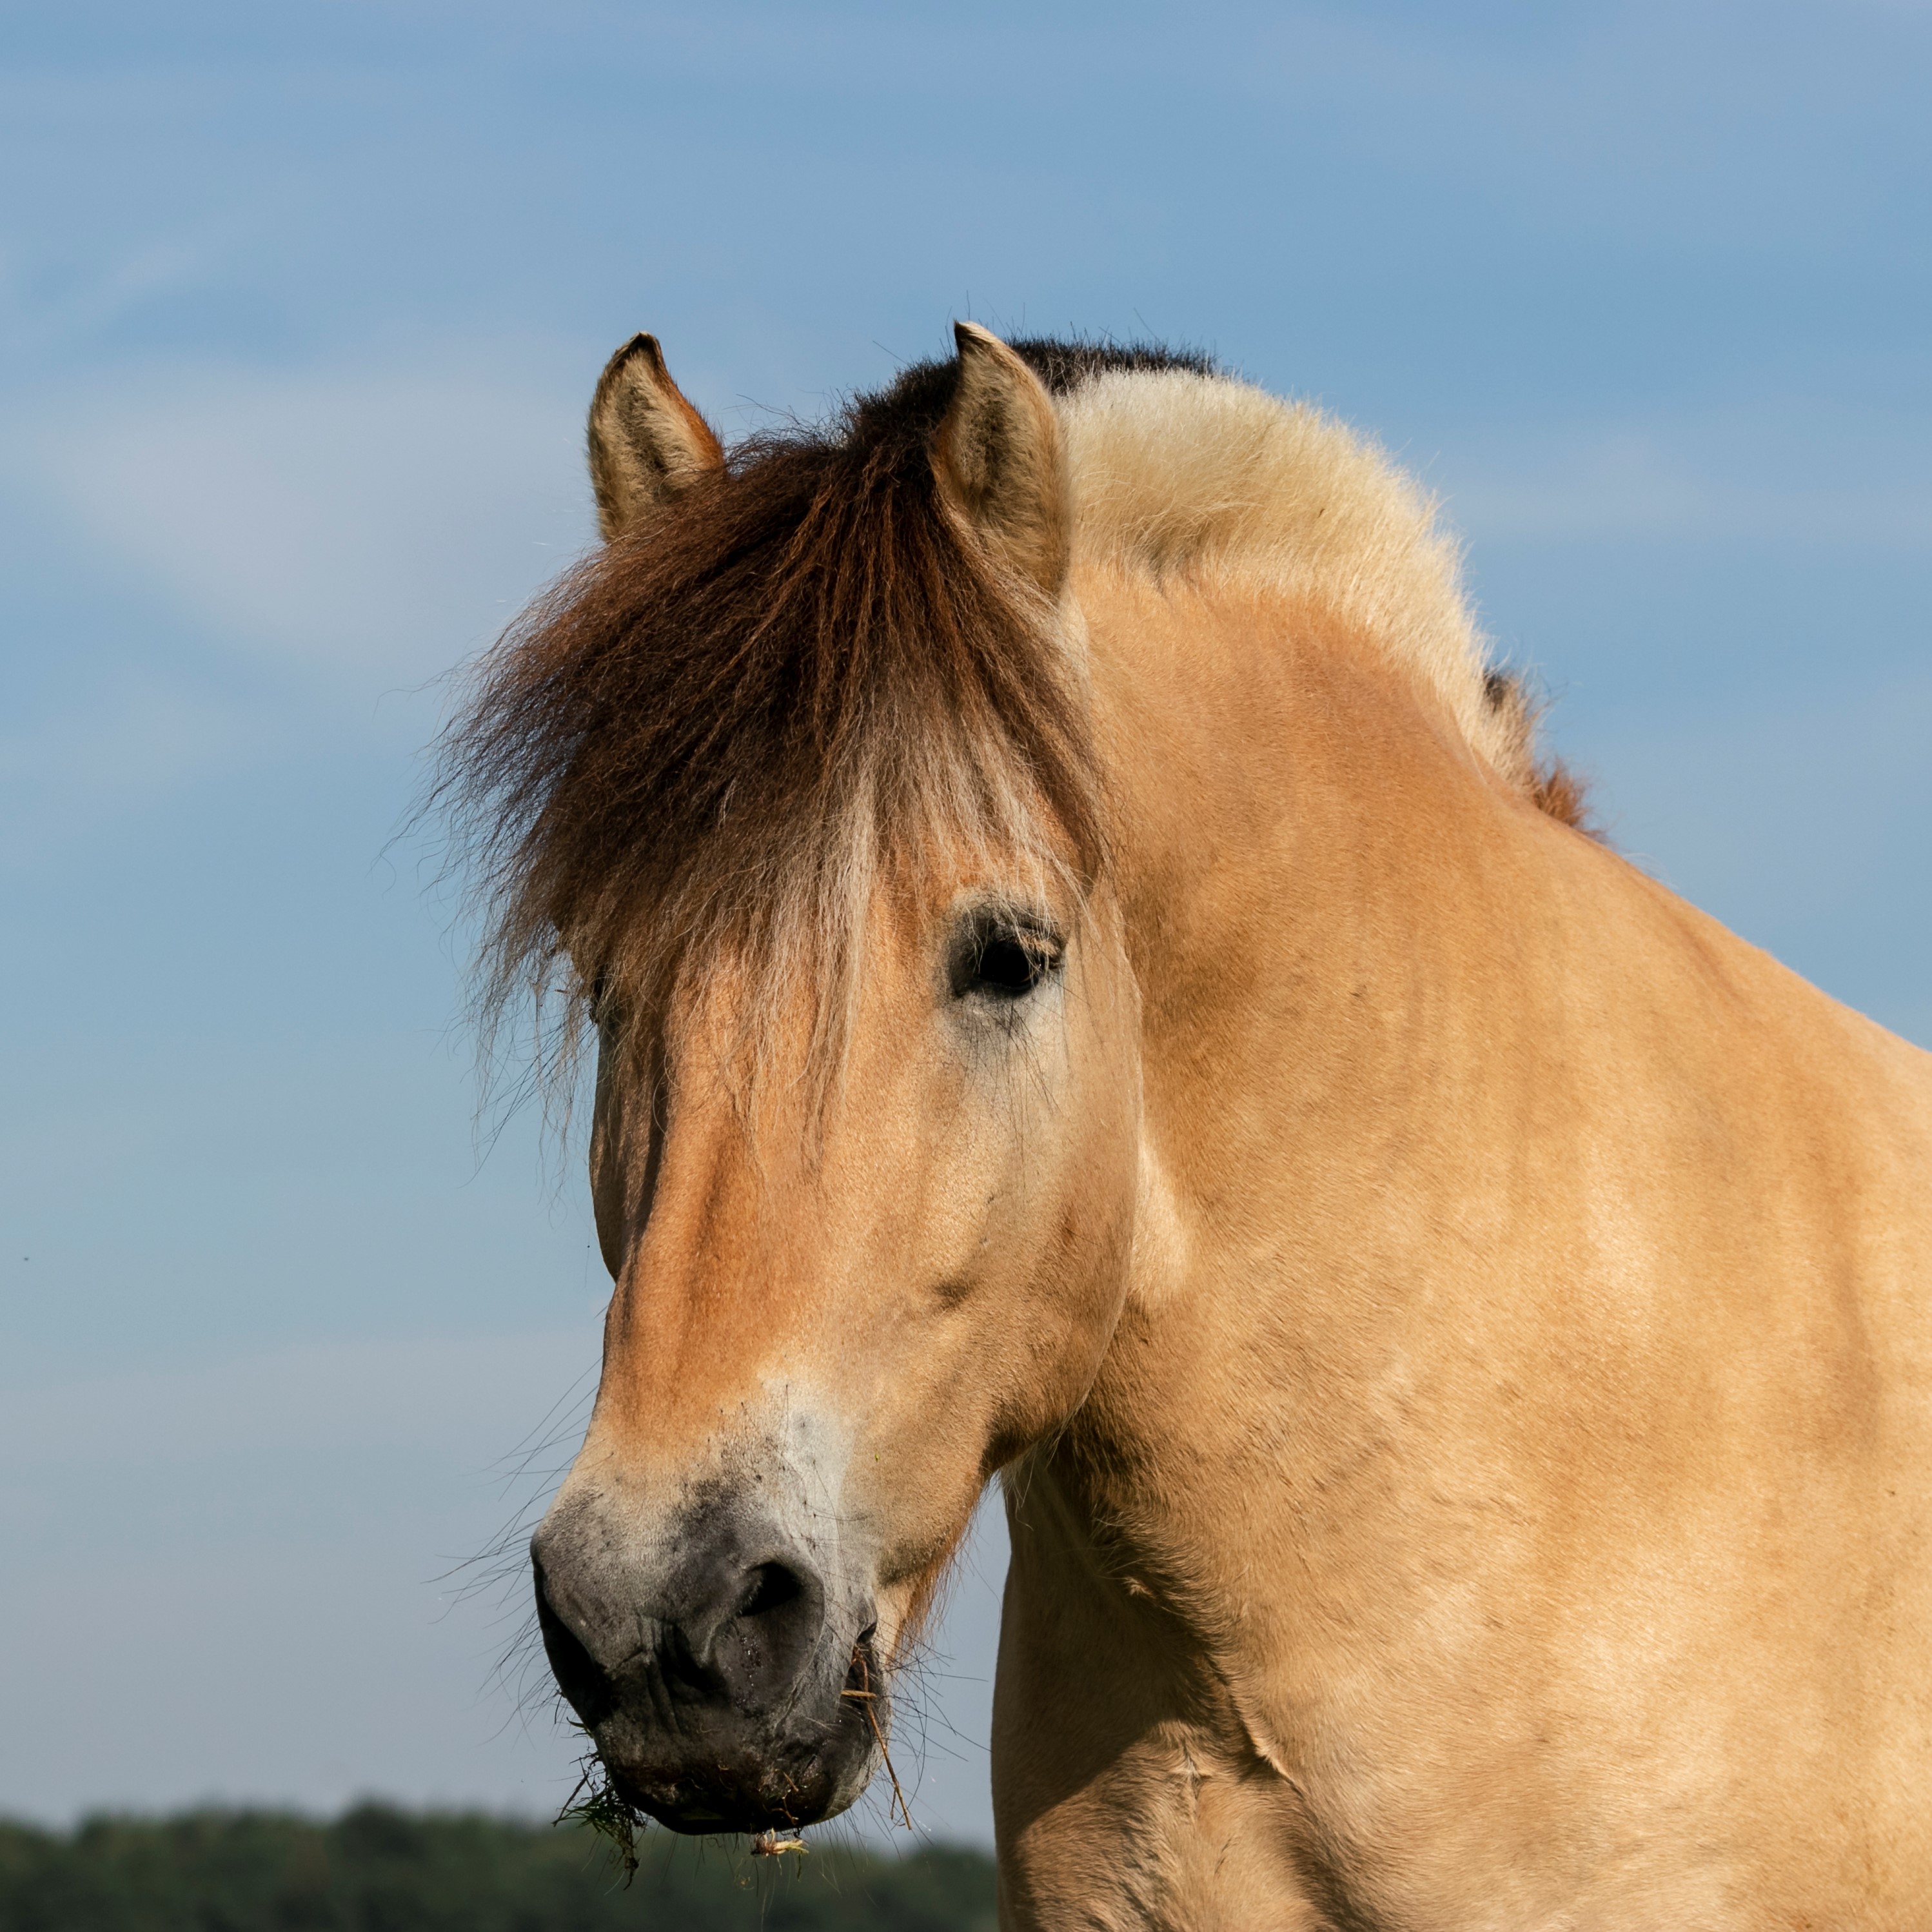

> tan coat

[
  {"left": 498, "top": 328, "right": 1932, "bottom": 1928},
  {"left": 996, "top": 573, "right": 1932, "bottom": 1926}
]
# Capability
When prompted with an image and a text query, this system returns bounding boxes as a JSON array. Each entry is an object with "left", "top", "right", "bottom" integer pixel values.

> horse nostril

[
  {"left": 695, "top": 1557, "right": 825, "bottom": 1706},
  {"left": 735, "top": 1561, "right": 806, "bottom": 1621},
  {"left": 533, "top": 1559, "right": 617, "bottom": 1726}
]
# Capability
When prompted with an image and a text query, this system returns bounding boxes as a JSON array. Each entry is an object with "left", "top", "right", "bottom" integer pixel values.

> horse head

[{"left": 464, "top": 326, "right": 1145, "bottom": 1832}]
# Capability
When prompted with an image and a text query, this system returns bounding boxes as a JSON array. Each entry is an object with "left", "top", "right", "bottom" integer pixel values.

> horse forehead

[
  {"left": 633, "top": 931, "right": 937, "bottom": 1163},
  {"left": 655, "top": 869, "right": 965, "bottom": 1056},
  {"left": 634, "top": 845, "right": 1087, "bottom": 1147}
]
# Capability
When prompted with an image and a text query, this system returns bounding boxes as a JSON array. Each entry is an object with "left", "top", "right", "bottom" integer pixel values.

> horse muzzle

[{"left": 529, "top": 1487, "right": 882, "bottom": 1833}]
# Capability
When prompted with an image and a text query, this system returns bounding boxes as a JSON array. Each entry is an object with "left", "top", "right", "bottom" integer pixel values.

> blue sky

[{"left": 2, "top": 0, "right": 1927, "bottom": 1844}]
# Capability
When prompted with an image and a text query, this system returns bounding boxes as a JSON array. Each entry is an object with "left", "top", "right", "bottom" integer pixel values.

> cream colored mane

[{"left": 1057, "top": 368, "right": 1528, "bottom": 788}]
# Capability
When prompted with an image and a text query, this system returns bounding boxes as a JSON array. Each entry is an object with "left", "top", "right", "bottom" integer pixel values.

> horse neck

[
  {"left": 1097, "top": 567, "right": 1567, "bottom": 1156},
  {"left": 1069, "top": 570, "right": 1602, "bottom": 1549}
]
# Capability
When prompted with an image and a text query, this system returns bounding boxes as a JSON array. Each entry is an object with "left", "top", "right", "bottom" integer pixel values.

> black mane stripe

[{"left": 1008, "top": 337, "right": 1221, "bottom": 393}]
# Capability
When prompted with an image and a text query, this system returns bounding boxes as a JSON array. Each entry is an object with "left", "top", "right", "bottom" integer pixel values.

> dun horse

[{"left": 444, "top": 326, "right": 1932, "bottom": 1926}]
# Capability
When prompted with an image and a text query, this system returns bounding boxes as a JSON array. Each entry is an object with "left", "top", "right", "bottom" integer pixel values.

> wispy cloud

[
  {"left": 9, "top": 349, "right": 592, "bottom": 694},
  {"left": 0, "top": 347, "right": 598, "bottom": 846}
]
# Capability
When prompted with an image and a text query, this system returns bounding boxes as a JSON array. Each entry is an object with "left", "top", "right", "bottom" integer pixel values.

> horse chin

[{"left": 596, "top": 1703, "right": 882, "bottom": 1838}]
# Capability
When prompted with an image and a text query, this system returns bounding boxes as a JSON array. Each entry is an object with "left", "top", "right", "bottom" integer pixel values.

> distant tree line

[{"left": 0, "top": 1806, "right": 997, "bottom": 1931}]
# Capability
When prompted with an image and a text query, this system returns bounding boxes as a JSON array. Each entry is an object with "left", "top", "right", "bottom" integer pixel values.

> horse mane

[
  {"left": 438, "top": 335, "right": 1584, "bottom": 1094},
  {"left": 438, "top": 346, "right": 1109, "bottom": 1092},
  {"left": 1047, "top": 359, "right": 1582, "bottom": 814}
]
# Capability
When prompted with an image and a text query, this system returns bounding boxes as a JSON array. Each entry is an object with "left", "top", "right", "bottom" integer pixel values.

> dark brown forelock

[{"left": 438, "top": 353, "right": 1107, "bottom": 1098}]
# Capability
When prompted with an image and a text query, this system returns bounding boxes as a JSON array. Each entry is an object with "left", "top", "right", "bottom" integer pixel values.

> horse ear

[
  {"left": 587, "top": 333, "right": 725, "bottom": 540},
  {"left": 932, "top": 321, "right": 1069, "bottom": 598}
]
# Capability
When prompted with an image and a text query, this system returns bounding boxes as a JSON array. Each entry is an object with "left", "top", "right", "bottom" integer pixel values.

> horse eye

[
  {"left": 976, "top": 935, "right": 1045, "bottom": 994},
  {"left": 952, "top": 919, "right": 1062, "bottom": 1001}
]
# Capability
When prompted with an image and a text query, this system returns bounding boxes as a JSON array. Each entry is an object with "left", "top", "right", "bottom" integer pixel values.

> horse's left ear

[
  {"left": 932, "top": 322, "right": 1069, "bottom": 598},
  {"left": 587, "top": 333, "right": 725, "bottom": 540}
]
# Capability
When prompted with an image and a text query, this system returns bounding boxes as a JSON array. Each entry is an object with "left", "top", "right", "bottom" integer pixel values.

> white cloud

[{"left": 12, "top": 348, "right": 595, "bottom": 696}]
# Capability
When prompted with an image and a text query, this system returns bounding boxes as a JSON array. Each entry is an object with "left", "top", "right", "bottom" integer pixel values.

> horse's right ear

[
  {"left": 932, "top": 321, "right": 1069, "bottom": 598},
  {"left": 587, "top": 334, "right": 725, "bottom": 540}
]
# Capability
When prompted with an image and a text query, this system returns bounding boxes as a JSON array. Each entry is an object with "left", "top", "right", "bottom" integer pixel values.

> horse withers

[{"left": 443, "top": 324, "right": 1932, "bottom": 1926}]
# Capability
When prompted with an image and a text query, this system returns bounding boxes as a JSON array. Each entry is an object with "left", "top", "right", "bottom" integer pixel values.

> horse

[{"left": 441, "top": 324, "right": 1932, "bottom": 1927}]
